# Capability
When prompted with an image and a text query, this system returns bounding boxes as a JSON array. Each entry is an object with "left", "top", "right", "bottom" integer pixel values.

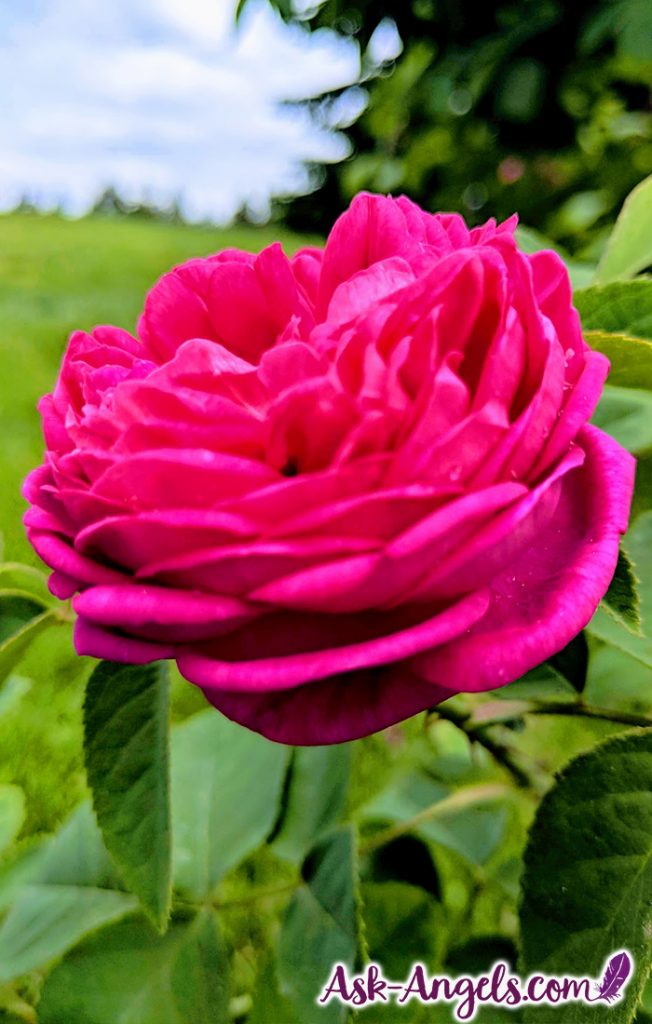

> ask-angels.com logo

[{"left": 319, "top": 951, "right": 633, "bottom": 1021}]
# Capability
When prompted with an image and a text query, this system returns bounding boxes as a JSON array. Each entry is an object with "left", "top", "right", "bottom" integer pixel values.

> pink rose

[{"left": 24, "top": 194, "right": 635, "bottom": 744}]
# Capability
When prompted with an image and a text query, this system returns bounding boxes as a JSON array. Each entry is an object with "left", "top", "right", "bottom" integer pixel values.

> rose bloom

[{"left": 24, "top": 194, "right": 634, "bottom": 745}]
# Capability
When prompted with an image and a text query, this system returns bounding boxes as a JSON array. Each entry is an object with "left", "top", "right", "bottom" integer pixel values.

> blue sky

[{"left": 0, "top": 0, "right": 362, "bottom": 221}]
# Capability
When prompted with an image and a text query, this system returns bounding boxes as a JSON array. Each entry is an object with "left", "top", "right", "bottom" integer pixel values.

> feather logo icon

[{"left": 595, "top": 952, "right": 632, "bottom": 1004}]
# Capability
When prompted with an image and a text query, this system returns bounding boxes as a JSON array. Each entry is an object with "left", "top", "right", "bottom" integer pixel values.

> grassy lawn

[{"left": 0, "top": 212, "right": 315, "bottom": 564}]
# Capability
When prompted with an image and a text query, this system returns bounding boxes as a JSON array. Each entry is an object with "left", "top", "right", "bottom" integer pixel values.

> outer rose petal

[
  {"left": 411, "top": 425, "right": 635, "bottom": 690},
  {"left": 73, "top": 584, "right": 261, "bottom": 643},
  {"left": 176, "top": 591, "right": 489, "bottom": 743},
  {"left": 176, "top": 590, "right": 490, "bottom": 693},
  {"left": 188, "top": 424, "right": 633, "bottom": 743},
  {"left": 74, "top": 618, "right": 176, "bottom": 663},
  {"left": 201, "top": 666, "right": 458, "bottom": 746}
]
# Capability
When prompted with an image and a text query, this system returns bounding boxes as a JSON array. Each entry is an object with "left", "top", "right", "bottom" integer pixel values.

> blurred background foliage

[{"left": 240, "top": 0, "right": 652, "bottom": 255}]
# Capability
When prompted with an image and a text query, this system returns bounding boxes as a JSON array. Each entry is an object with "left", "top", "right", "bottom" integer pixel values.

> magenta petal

[
  {"left": 73, "top": 585, "right": 260, "bottom": 643},
  {"left": 27, "top": 530, "right": 126, "bottom": 586},
  {"left": 207, "top": 262, "right": 275, "bottom": 362},
  {"left": 49, "top": 570, "right": 81, "bottom": 600},
  {"left": 74, "top": 618, "right": 176, "bottom": 663},
  {"left": 176, "top": 589, "right": 490, "bottom": 692},
  {"left": 251, "top": 483, "right": 525, "bottom": 613},
  {"left": 75, "top": 509, "right": 256, "bottom": 571},
  {"left": 405, "top": 446, "right": 585, "bottom": 603},
  {"left": 411, "top": 425, "right": 635, "bottom": 691},
  {"left": 268, "top": 484, "right": 459, "bottom": 542},
  {"left": 203, "top": 667, "right": 457, "bottom": 745},
  {"left": 318, "top": 193, "right": 415, "bottom": 314},
  {"left": 139, "top": 269, "right": 215, "bottom": 361},
  {"left": 92, "top": 450, "right": 278, "bottom": 509},
  {"left": 327, "top": 257, "right": 415, "bottom": 325},
  {"left": 531, "top": 350, "right": 609, "bottom": 477},
  {"left": 137, "top": 536, "right": 376, "bottom": 595}
]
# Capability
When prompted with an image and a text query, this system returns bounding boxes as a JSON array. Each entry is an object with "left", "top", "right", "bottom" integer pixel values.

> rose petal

[
  {"left": 27, "top": 529, "right": 126, "bottom": 586},
  {"left": 411, "top": 425, "right": 635, "bottom": 690},
  {"left": 75, "top": 509, "right": 256, "bottom": 570},
  {"left": 138, "top": 535, "right": 377, "bottom": 594},
  {"left": 74, "top": 618, "right": 175, "bottom": 663},
  {"left": 177, "top": 589, "right": 490, "bottom": 692},
  {"left": 73, "top": 584, "right": 261, "bottom": 642},
  {"left": 204, "top": 666, "right": 457, "bottom": 745},
  {"left": 92, "top": 449, "right": 278, "bottom": 509}
]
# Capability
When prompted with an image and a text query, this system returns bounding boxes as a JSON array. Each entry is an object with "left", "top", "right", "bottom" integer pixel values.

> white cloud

[{"left": 0, "top": 0, "right": 359, "bottom": 221}]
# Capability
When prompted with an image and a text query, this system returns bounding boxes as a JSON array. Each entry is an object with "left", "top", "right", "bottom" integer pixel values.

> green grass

[
  {"left": 0, "top": 212, "right": 315, "bottom": 834},
  {"left": 0, "top": 211, "right": 315, "bottom": 564}
]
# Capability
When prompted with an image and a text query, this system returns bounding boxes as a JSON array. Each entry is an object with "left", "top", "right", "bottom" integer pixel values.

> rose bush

[{"left": 23, "top": 193, "right": 635, "bottom": 744}]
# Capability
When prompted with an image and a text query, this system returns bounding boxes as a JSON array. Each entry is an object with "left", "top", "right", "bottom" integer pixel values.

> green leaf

[
  {"left": 37, "top": 802, "right": 125, "bottom": 889},
  {"left": 271, "top": 744, "right": 352, "bottom": 865},
  {"left": 595, "top": 174, "right": 652, "bottom": 282},
  {"left": 637, "top": 975, "right": 652, "bottom": 1023},
  {"left": 0, "top": 885, "right": 137, "bottom": 985},
  {"left": 519, "top": 728, "right": 652, "bottom": 1022},
  {"left": 575, "top": 279, "right": 652, "bottom": 340},
  {"left": 277, "top": 825, "right": 362, "bottom": 1024},
  {"left": 583, "top": 330, "right": 652, "bottom": 390},
  {"left": 602, "top": 546, "right": 642, "bottom": 635},
  {"left": 496, "top": 664, "right": 579, "bottom": 702},
  {"left": 587, "top": 605, "right": 652, "bottom": 670},
  {"left": 363, "top": 773, "right": 508, "bottom": 865},
  {"left": 592, "top": 385, "right": 652, "bottom": 455},
  {"left": 83, "top": 660, "right": 171, "bottom": 932},
  {"left": 632, "top": 452, "right": 652, "bottom": 520},
  {"left": 627, "top": 511, "right": 652, "bottom": 630},
  {"left": 0, "top": 786, "right": 25, "bottom": 857},
  {"left": 362, "top": 881, "right": 445, "bottom": 977},
  {"left": 248, "top": 955, "right": 302, "bottom": 1024},
  {"left": 584, "top": 641, "right": 652, "bottom": 713},
  {"left": 171, "top": 709, "right": 290, "bottom": 899},
  {"left": 38, "top": 909, "right": 229, "bottom": 1024},
  {"left": 0, "top": 803, "right": 136, "bottom": 982},
  {"left": 0, "top": 802, "right": 120, "bottom": 917},
  {"left": 0, "top": 563, "right": 53, "bottom": 606},
  {"left": 0, "top": 596, "right": 59, "bottom": 685}
]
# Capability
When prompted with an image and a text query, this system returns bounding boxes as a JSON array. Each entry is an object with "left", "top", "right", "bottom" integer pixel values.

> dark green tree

[{"left": 238, "top": 0, "right": 652, "bottom": 251}]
